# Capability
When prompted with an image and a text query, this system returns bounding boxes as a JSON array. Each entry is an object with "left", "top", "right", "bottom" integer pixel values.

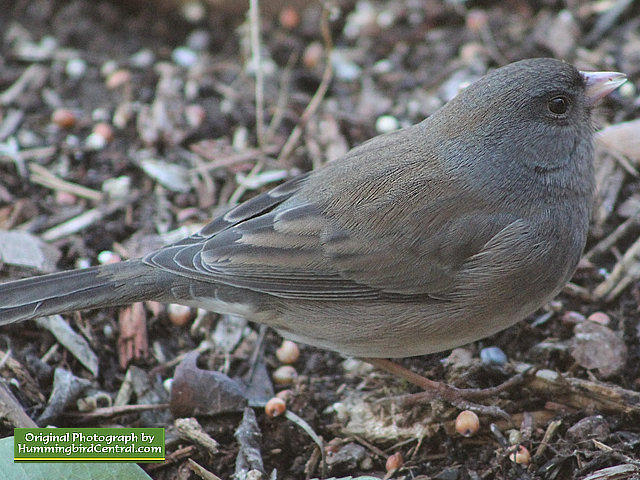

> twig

[
  {"left": 265, "top": 51, "right": 298, "bottom": 143},
  {"left": 533, "top": 418, "right": 562, "bottom": 460},
  {"left": 277, "top": 4, "right": 334, "bottom": 165},
  {"left": 191, "top": 144, "right": 280, "bottom": 172},
  {"left": 0, "top": 109, "right": 24, "bottom": 142},
  {"left": 62, "top": 403, "right": 169, "bottom": 420},
  {"left": 29, "top": 163, "right": 104, "bottom": 202},
  {"left": 514, "top": 363, "right": 640, "bottom": 414},
  {"left": 592, "top": 235, "right": 640, "bottom": 301},
  {"left": 187, "top": 459, "right": 224, "bottom": 480},
  {"left": 41, "top": 198, "right": 133, "bottom": 241},
  {"left": 584, "top": 0, "right": 634, "bottom": 46},
  {"left": 175, "top": 417, "right": 220, "bottom": 455},
  {"left": 0, "top": 64, "right": 49, "bottom": 106},
  {"left": 249, "top": 0, "right": 265, "bottom": 149},
  {"left": 227, "top": 158, "right": 265, "bottom": 205},
  {"left": 147, "top": 445, "right": 198, "bottom": 471},
  {"left": 0, "top": 382, "right": 38, "bottom": 428},
  {"left": 584, "top": 214, "right": 640, "bottom": 261}
]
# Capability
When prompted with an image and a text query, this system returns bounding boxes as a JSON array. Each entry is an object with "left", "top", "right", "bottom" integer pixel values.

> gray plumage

[{"left": 0, "top": 58, "right": 626, "bottom": 357}]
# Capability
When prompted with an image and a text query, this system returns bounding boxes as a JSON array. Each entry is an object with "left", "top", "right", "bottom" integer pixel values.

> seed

[
  {"left": 265, "top": 397, "right": 286, "bottom": 417},
  {"left": 455, "top": 410, "right": 480, "bottom": 437},
  {"left": 276, "top": 340, "right": 300, "bottom": 364}
]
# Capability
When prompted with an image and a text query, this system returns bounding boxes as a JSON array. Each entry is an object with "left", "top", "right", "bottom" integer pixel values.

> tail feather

[{"left": 0, "top": 260, "right": 168, "bottom": 325}]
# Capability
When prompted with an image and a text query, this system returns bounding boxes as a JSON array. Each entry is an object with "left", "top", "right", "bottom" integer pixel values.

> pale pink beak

[{"left": 580, "top": 70, "right": 627, "bottom": 105}]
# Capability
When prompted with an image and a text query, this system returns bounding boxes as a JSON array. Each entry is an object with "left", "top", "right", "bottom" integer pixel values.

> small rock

[
  {"left": 569, "top": 321, "right": 627, "bottom": 377},
  {"left": 566, "top": 415, "right": 610, "bottom": 443},
  {"left": 375, "top": 115, "right": 400, "bottom": 133},
  {"left": 480, "top": 346, "right": 507, "bottom": 366},
  {"left": 129, "top": 49, "right": 155, "bottom": 69},
  {"left": 186, "top": 30, "right": 211, "bottom": 51},
  {"left": 326, "top": 442, "right": 367, "bottom": 474},
  {"left": 66, "top": 57, "right": 87, "bottom": 79},
  {"left": 105, "top": 69, "right": 132, "bottom": 90},
  {"left": 172, "top": 47, "right": 199, "bottom": 68},
  {"left": 442, "top": 348, "right": 474, "bottom": 370}
]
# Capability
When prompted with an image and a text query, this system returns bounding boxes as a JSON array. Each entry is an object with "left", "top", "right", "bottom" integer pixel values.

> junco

[{"left": 0, "top": 58, "right": 626, "bottom": 361}]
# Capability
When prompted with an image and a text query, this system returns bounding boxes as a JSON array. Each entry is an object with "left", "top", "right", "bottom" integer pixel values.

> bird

[{"left": 0, "top": 58, "right": 626, "bottom": 366}]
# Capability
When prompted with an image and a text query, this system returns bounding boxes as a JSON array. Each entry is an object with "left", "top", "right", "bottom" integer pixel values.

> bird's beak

[{"left": 581, "top": 70, "right": 627, "bottom": 105}]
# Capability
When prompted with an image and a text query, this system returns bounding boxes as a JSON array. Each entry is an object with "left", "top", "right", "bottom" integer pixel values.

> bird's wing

[{"left": 145, "top": 128, "right": 521, "bottom": 301}]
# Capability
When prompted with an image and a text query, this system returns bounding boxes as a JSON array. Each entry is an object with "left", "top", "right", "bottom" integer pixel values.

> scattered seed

[
  {"left": 587, "top": 311, "right": 610, "bottom": 326},
  {"left": 272, "top": 365, "right": 298, "bottom": 385},
  {"left": 279, "top": 7, "right": 300, "bottom": 30},
  {"left": 385, "top": 452, "right": 403, "bottom": 472},
  {"left": 455, "top": 410, "right": 480, "bottom": 437},
  {"left": 509, "top": 445, "right": 531, "bottom": 465},
  {"left": 276, "top": 340, "right": 300, "bottom": 364},
  {"left": 51, "top": 108, "right": 76, "bottom": 128},
  {"left": 265, "top": 397, "right": 287, "bottom": 417},
  {"left": 168, "top": 304, "right": 192, "bottom": 326}
]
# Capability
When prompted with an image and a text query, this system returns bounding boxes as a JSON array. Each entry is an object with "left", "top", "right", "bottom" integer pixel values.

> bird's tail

[{"left": 0, "top": 260, "right": 172, "bottom": 325}]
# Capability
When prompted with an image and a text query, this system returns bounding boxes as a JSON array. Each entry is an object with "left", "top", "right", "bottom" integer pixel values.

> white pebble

[
  {"left": 172, "top": 47, "right": 199, "bottom": 68},
  {"left": 97, "top": 250, "right": 120, "bottom": 265},
  {"left": 100, "top": 60, "right": 119, "bottom": 77},
  {"left": 66, "top": 58, "right": 87, "bottom": 79},
  {"left": 181, "top": 0, "right": 206, "bottom": 23},
  {"left": 187, "top": 30, "right": 211, "bottom": 51},
  {"left": 480, "top": 346, "right": 508, "bottom": 366},
  {"left": 163, "top": 378, "right": 173, "bottom": 393},
  {"left": 376, "top": 115, "right": 400, "bottom": 133},
  {"left": 332, "top": 53, "right": 361, "bottom": 81},
  {"left": 102, "top": 175, "right": 131, "bottom": 200},
  {"left": 85, "top": 132, "right": 107, "bottom": 150},
  {"left": 129, "top": 49, "right": 155, "bottom": 69}
]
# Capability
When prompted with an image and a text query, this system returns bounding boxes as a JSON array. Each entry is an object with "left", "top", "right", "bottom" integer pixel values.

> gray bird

[{"left": 0, "top": 58, "right": 626, "bottom": 360}]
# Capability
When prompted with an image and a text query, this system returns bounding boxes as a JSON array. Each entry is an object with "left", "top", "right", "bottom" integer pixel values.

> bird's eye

[{"left": 547, "top": 96, "right": 569, "bottom": 115}]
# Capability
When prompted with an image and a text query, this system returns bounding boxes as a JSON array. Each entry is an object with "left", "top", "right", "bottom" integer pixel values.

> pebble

[
  {"left": 332, "top": 51, "right": 361, "bottom": 81},
  {"left": 303, "top": 42, "right": 324, "bottom": 69},
  {"left": 55, "top": 191, "right": 77, "bottom": 206},
  {"left": 172, "top": 47, "right": 199, "bottom": 68},
  {"left": 100, "top": 60, "right": 119, "bottom": 78},
  {"left": 85, "top": 132, "right": 108, "bottom": 150},
  {"left": 102, "top": 175, "right": 131, "bottom": 199},
  {"left": 186, "top": 30, "right": 211, "bottom": 51},
  {"left": 93, "top": 122, "right": 114, "bottom": 143},
  {"left": 105, "top": 69, "right": 132, "bottom": 90},
  {"left": 185, "top": 104, "right": 206, "bottom": 128},
  {"left": 376, "top": 115, "right": 400, "bottom": 133},
  {"left": 180, "top": 0, "right": 206, "bottom": 23},
  {"left": 97, "top": 251, "right": 121, "bottom": 265},
  {"left": 66, "top": 58, "right": 87, "bottom": 79},
  {"left": 51, "top": 108, "right": 76, "bottom": 128},
  {"left": 129, "top": 49, "right": 155, "bottom": 69},
  {"left": 480, "top": 346, "right": 507, "bottom": 366}
]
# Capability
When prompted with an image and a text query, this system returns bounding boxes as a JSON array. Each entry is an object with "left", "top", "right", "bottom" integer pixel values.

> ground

[{"left": 0, "top": 0, "right": 639, "bottom": 479}]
